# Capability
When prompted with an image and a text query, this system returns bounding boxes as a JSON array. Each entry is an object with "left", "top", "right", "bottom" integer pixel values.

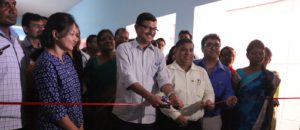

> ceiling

[{"left": 16, "top": 0, "right": 81, "bottom": 17}]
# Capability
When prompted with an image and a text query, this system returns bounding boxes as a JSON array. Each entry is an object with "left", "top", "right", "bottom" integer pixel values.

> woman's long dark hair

[
  {"left": 40, "top": 12, "right": 76, "bottom": 49},
  {"left": 166, "top": 46, "right": 176, "bottom": 65}
]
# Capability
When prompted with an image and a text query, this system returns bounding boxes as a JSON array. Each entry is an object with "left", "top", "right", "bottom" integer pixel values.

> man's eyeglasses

[
  {"left": 204, "top": 42, "right": 221, "bottom": 49},
  {"left": 30, "top": 24, "right": 44, "bottom": 29},
  {"left": 139, "top": 24, "right": 159, "bottom": 32}
]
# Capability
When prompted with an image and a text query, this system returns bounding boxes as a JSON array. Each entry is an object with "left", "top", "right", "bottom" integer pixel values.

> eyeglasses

[
  {"left": 139, "top": 24, "right": 159, "bottom": 32},
  {"left": 30, "top": 24, "right": 44, "bottom": 29},
  {"left": 204, "top": 42, "right": 221, "bottom": 49}
]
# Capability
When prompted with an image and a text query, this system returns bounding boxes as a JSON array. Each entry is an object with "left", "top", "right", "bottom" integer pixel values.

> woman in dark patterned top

[
  {"left": 33, "top": 13, "right": 83, "bottom": 130},
  {"left": 85, "top": 29, "right": 117, "bottom": 130}
]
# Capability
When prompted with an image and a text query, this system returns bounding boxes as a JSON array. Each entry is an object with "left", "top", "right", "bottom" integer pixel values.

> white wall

[{"left": 193, "top": 1, "right": 300, "bottom": 130}]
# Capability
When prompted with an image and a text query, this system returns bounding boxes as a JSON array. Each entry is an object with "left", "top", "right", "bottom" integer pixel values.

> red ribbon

[
  {"left": 273, "top": 97, "right": 300, "bottom": 100},
  {"left": 0, "top": 102, "right": 143, "bottom": 106},
  {"left": 0, "top": 97, "right": 299, "bottom": 106}
]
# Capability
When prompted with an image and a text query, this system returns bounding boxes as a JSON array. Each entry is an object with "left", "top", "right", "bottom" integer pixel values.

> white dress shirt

[{"left": 160, "top": 61, "right": 214, "bottom": 121}]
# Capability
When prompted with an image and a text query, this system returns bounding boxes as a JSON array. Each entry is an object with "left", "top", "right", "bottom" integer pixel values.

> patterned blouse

[{"left": 33, "top": 51, "right": 83, "bottom": 130}]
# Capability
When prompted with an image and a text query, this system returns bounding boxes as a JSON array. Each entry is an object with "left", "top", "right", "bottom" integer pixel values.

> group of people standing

[{"left": 0, "top": 0, "right": 280, "bottom": 130}]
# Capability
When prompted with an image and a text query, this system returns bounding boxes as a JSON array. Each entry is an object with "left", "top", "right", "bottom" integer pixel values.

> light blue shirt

[{"left": 113, "top": 39, "right": 171, "bottom": 124}]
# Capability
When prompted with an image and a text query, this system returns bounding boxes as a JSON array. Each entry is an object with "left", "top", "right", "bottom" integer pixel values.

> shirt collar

[
  {"left": 198, "top": 59, "right": 226, "bottom": 71},
  {"left": 169, "top": 61, "right": 198, "bottom": 72},
  {"left": 132, "top": 39, "right": 155, "bottom": 50},
  {"left": 0, "top": 27, "right": 18, "bottom": 39},
  {"left": 23, "top": 36, "right": 33, "bottom": 48},
  {"left": 0, "top": 28, "right": 18, "bottom": 43}
]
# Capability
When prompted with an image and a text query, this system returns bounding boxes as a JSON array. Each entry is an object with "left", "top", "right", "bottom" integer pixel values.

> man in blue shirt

[{"left": 194, "top": 33, "right": 237, "bottom": 130}]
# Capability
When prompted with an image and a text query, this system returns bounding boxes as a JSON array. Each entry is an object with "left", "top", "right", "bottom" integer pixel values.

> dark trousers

[
  {"left": 156, "top": 110, "right": 202, "bottom": 130},
  {"left": 221, "top": 108, "right": 234, "bottom": 130},
  {"left": 113, "top": 114, "right": 155, "bottom": 130},
  {"left": 85, "top": 106, "right": 115, "bottom": 130}
]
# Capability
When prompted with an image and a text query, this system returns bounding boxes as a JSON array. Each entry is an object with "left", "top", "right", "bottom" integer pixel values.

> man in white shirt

[
  {"left": 113, "top": 12, "right": 183, "bottom": 130},
  {"left": 157, "top": 39, "right": 215, "bottom": 130}
]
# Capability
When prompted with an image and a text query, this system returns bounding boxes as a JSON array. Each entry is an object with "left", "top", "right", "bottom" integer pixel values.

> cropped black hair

[
  {"left": 201, "top": 33, "right": 220, "bottom": 48},
  {"left": 21, "top": 12, "right": 42, "bottom": 27},
  {"left": 86, "top": 34, "right": 97, "bottom": 48},
  {"left": 175, "top": 38, "right": 194, "bottom": 48},
  {"left": 114, "top": 28, "right": 127, "bottom": 37},
  {"left": 178, "top": 30, "right": 192, "bottom": 40},
  {"left": 135, "top": 12, "right": 157, "bottom": 25}
]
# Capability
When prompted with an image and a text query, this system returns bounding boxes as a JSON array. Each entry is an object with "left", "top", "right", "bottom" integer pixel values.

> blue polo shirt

[{"left": 194, "top": 59, "right": 234, "bottom": 117}]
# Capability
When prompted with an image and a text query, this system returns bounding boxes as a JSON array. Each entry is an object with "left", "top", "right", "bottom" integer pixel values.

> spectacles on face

[
  {"left": 139, "top": 24, "right": 159, "bottom": 32},
  {"left": 0, "top": 1, "right": 16, "bottom": 9},
  {"left": 30, "top": 24, "right": 44, "bottom": 29},
  {"left": 204, "top": 42, "right": 221, "bottom": 49}
]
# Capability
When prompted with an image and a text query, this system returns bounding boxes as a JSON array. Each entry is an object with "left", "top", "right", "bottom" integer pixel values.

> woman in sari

[
  {"left": 84, "top": 29, "right": 116, "bottom": 130},
  {"left": 232, "top": 40, "right": 277, "bottom": 130}
]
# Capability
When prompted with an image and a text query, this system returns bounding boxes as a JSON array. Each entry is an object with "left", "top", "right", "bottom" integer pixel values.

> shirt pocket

[
  {"left": 193, "top": 78, "right": 205, "bottom": 98},
  {"left": 215, "top": 81, "right": 225, "bottom": 99}
]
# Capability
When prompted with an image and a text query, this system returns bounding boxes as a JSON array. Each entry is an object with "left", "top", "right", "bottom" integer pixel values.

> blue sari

[{"left": 232, "top": 69, "right": 275, "bottom": 130}]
